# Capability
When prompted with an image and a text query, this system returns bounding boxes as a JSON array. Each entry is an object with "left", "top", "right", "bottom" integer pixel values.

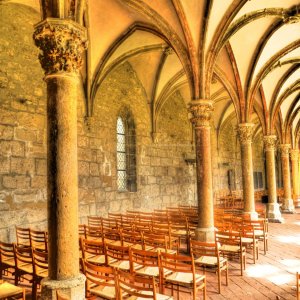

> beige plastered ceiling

[{"left": 11, "top": 0, "right": 300, "bottom": 146}]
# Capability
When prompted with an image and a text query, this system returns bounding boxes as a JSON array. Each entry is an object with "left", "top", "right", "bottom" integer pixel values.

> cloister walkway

[{"left": 202, "top": 207, "right": 300, "bottom": 300}]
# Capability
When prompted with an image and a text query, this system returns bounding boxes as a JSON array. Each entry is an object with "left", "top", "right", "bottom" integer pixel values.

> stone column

[
  {"left": 188, "top": 99, "right": 214, "bottom": 242},
  {"left": 33, "top": 19, "right": 87, "bottom": 299},
  {"left": 263, "top": 136, "right": 282, "bottom": 222},
  {"left": 279, "top": 144, "right": 295, "bottom": 213},
  {"left": 290, "top": 149, "right": 300, "bottom": 208},
  {"left": 237, "top": 123, "right": 258, "bottom": 220}
]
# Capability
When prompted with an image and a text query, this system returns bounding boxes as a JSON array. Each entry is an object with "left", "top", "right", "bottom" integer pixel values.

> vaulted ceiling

[{"left": 15, "top": 0, "right": 300, "bottom": 146}]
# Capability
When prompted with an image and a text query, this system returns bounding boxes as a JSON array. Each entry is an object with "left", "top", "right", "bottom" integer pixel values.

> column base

[
  {"left": 267, "top": 203, "right": 284, "bottom": 223},
  {"left": 281, "top": 198, "right": 295, "bottom": 213},
  {"left": 40, "top": 274, "right": 86, "bottom": 300},
  {"left": 243, "top": 211, "right": 258, "bottom": 220},
  {"left": 293, "top": 196, "right": 300, "bottom": 208},
  {"left": 194, "top": 227, "right": 215, "bottom": 242}
]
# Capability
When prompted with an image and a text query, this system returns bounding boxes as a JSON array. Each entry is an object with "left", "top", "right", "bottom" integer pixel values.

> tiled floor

[{"left": 5, "top": 207, "right": 300, "bottom": 299}]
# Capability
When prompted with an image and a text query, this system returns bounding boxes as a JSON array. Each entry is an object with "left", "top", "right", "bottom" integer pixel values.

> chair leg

[{"left": 217, "top": 268, "right": 221, "bottom": 294}]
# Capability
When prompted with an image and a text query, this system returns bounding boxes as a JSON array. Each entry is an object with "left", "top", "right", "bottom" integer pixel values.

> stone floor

[{"left": 5, "top": 207, "right": 300, "bottom": 299}]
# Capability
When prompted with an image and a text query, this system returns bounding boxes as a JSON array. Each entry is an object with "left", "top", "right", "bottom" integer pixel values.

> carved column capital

[
  {"left": 290, "top": 149, "right": 299, "bottom": 161},
  {"left": 263, "top": 135, "right": 277, "bottom": 151},
  {"left": 33, "top": 18, "right": 88, "bottom": 75},
  {"left": 279, "top": 144, "right": 291, "bottom": 158},
  {"left": 188, "top": 99, "right": 214, "bottom": 128},
  {"left": 237, "top": 123, "right": 254, "bottom": 145}
]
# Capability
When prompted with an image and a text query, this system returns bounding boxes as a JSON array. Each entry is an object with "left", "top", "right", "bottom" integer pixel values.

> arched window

[{"left": 116, "top": 112, "right": 137, "bottom": 192}]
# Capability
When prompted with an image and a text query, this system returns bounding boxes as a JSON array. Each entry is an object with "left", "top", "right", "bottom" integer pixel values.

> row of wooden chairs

[
  {"left": 0, "top": 242, "right": 48, "bottom": 299},
  {"left": 15, "top": 227, "right": 48, "bottom": 251},
  {"left": 81, "top": 239, "right": 207, "bottom": 299}
]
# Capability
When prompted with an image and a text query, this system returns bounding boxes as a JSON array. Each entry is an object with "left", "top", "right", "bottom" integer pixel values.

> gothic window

[{"left": 116, "top": 112, "right": 137, "bottom": 192}]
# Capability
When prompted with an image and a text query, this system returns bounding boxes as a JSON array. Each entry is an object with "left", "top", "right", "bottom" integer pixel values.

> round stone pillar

[
  {"left": 279, "top": 144, "right": 295, "bottom": 213},
  {"left": 290, "top": 149, "right": 300, "bottom": 208},
  {"left": 237, "top": 123, "right": 258, "bottom": 220},
  {"left": 33, "top": 19, "right": 87, "bottom": 299},
  {"left": 188, "top": 99, "right": 214, "bottom": 242},
  {"left": 263, "top": 136, "right": 282, "bottom": 222}
]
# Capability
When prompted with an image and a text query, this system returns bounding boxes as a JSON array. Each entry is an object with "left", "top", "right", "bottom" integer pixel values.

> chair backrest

[
  {"left": 105, "top": 243, "right": 130, "bottom": 263},
  {"left": 190, "top": 239, "right": 219, "bottom": 259},
  {"left": 215, "top": 230, "right": 242, "bottom": 247},
  {"left": 30, "top": 229, "right": 48, "bottom": 251},
  {"left": 129, "top": 247, "right": 160, "bottom": 273},
  {"left": 121, "top": 229, "right": 142, "bottom": 246},
  {"left": 14, "top": 244, "right": 33, "bottom": 276},
  {"left": 160, "top": 251, "right": 195, "bottom": 274},
  {"left": 82, "top": 260, "right": 117, "bottom": 298},
  {"left": 78, "top": 224, "right": 86, "bottom": 238},
  {"left": 85, "top": 225, "right": 103, "bottom": 241},
  {"left": 80, "top": 237, "right": 105, "bottom": 261},
  {"left": 117, "top": 268, "right": 157, "bottom": 300},
  {"left": 16, "top": 227, "right": 31, "bottom": 248},
  {"left": 0, "top": 241, "right": 16, "bottom": 275},
  {"left": 32, "top": 248, "right": 48, "bottom": 280},
  {"left": 143, "top": 232, "right": 168, "bottom": 251},
  {"left": 87, "top": 216, "right": 102, "bottom": 227}
]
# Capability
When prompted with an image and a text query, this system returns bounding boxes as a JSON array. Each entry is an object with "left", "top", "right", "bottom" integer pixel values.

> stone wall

[
  {"left": 0, "top": 3, "right": 47, "bottom": 241},
  {"left": 0, "top": 3, "right": 195, "bottom": 241},
  {"left": 77, "top": 62, "right": 196, "bottom": 224}
]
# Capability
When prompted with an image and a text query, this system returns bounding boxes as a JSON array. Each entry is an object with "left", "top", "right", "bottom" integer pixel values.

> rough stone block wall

[{"left": 0, "top": 3, "right": 47, "bottom": 241}]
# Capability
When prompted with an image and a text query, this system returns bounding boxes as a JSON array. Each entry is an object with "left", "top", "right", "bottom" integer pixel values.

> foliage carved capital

[
  {"left": 188, "top": 99, "right": 214, "bottom": 128},
  {"left": 237, "top": 123, "right": 254, "bottom": 145},
  {"left": 279, "top": 144, "right": 291, "bottom": 158},
  {"left": 263, "top": 135, "right": 277, "bottom": 151},
  {"left": 290, "top": 149, "right": 299, "bottom": 161},
  {"left": 33, "top": 18, "right": 87, "bottom": 75}
]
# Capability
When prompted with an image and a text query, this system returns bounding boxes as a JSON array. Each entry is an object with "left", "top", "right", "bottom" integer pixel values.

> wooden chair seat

[
  {"left": 165, "top": 272, "right": 205, "bottom": 286},
  {"left": 108, "top": 259, "right": 131, "bottom": 271},
  {"left": 219, "top": 244, "right": 243, "bottom": 252},
  {"left": 0, "top": 281, "right": 25, "bottom": 299},
  {"left": 89, "top": 281, "right": 116, "bottom": 300},
  {"left": 194, "top": 255, "right": 227, "bottom": 266},
  {"left": 126, "top": 292, "right": 173, "bottom": 300},
  {"left": 85, "top": 254, "right": 106, "bottom": 265}
]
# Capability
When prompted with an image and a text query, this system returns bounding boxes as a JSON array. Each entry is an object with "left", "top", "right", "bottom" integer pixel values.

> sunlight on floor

[
  {"left": 276, "top": 234, "right": 300, "bottom": 245},
  {"left": 246, "top": 264, "right": 295, "bottom": 285},
  {"left": 293, "top": 221, "right": 300, "bottom": 226},
  {"left": 280, "top": 259, "right": 300, "bottom": 274},
  {"left": 246, "top": 264, "right": 279, "bottom": 277}
]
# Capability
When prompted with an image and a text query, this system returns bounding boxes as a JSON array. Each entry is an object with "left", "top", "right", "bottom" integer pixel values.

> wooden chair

[
  {"left": 215, "top": 230, "right": 246, "bottom": 276},
  {"left": 129, "top": 247, "right": 166, "bottom": 293},
  {"left": 85, "top": 225, "right": 103, "bottom": 241},
  {"left": 143, "top": 232, "right": 176, "bottom": 254},
  {"left": 80, "top": 237, "right": 106, "bottom": 266},
  {"left": 15, "top": 227, "right": 31, "bottom": 248},
  {"left": 103, "top": 228, "right": 122, "bottom": 246},
  {"left": 239, "top": 222, "right": 259, "bottom": 264},
  {"left": 190, "top": 239, "right": 228, "bottom": 294},
  {"left": 160, "top": 252, "right": 206, "bottom": 300},
  {"left": 105, "top": 243, "right": 131, "bottom": 271},
  {"left": 0, "top": 242, "right": 16, "bottom": 280},
  {"left": 82, "top": 260, "right": 117, "bottom": 299},
  {"left": 14, "top": 244, "right": 34, "bottom": 292},
  {"left": 32, "top": 248, "right": 48, "bottom": 299},
  {"left": 117, "top": 268, "right": 172, "bottom": 300},
  {"left": 30, "top": 229, "right": 48, "bottom": 251},
  {"left": 250, "top": 219, "right": 268, "bottom": 255}
]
